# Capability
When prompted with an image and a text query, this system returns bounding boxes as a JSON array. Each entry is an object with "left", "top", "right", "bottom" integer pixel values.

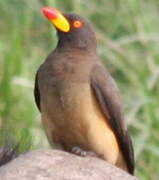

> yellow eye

[{"left": 73, "top": 20, "right": 82, "bottom": 28}]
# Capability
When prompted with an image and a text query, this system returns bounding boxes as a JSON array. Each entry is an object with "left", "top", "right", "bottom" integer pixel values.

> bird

[{"left": 34, "top": 6, "right": 134, "bottom": 174}]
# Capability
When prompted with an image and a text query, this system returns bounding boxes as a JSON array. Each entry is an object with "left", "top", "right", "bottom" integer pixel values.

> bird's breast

[
  {"left": 41, "top": 81, "right": 93, "bottom": 147},
  {"left": 41, "top": 81, "right": 119, "bottom": 159}
]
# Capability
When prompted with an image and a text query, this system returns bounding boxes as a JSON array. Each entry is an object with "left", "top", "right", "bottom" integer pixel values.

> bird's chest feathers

[
  {"left": 58, "top": 83, "right": 91, "bottom": 111},
  {"left": 41, "top": 59, "right": 93, "bottom": 122},
  {"left": 41, "top": 62, "right": 120, "bottom": 161},
  {"left": 51, "top": 57, "right": 91, "bottom": 83},
  {"left": 49, "top": 60, "right": 92, "bottom": 110},
  {"left": 43, "top": 81, "right": 95, "bottom": 143},
  {"left": 48, "top": 79, "right": 91, "bottom": 119}
]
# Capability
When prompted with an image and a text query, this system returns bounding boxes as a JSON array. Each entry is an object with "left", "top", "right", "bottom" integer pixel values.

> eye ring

[{"left": 73, "top": 20, "right": 82, "bottom": 28}]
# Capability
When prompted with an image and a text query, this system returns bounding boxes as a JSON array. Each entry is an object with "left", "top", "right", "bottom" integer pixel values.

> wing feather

[
  {"left": 34, "top": 71, "right": 41, "bottom": 112},
  {"left": 91, "top": 64, "right": 134, "bottom": 174}
]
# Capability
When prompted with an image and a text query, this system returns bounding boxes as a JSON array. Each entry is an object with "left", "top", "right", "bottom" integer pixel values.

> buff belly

[{"left": 41, "top": 83, "right": 125, "bottom": 167}]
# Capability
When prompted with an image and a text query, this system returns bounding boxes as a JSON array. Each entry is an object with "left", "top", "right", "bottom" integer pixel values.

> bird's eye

[{"left": 73, "top": 20, "right": 82, "bottom": 28}]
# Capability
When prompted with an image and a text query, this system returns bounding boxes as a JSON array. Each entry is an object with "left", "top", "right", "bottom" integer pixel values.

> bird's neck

[{"left": 57, "top": 36, "right": 97, "bottom": 52}]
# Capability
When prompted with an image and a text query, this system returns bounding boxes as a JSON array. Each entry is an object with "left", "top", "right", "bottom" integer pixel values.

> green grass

[{"left": 0, "top": 0, "right": 159, "bottom": 179}]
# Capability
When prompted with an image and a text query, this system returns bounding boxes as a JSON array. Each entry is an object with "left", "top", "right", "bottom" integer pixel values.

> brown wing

[
  {"left": 91, "top": 64, "right": 134, "bottom": 174},
  {"left": 34, "top": 71, "right": 41, "bottom": 112}
]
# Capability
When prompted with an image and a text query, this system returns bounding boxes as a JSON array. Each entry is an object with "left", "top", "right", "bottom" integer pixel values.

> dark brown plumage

[{"left": 34, "top": 12, "right": 134, "bottom": 174}]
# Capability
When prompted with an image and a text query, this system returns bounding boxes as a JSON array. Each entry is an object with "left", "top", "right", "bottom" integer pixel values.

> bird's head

[{"left": 42, "top": 7, "right": 97, "bottom": 50}]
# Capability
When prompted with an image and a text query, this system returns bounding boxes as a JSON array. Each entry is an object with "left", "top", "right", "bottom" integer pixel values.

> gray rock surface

[{"left": 0, "top": 149, "right": 138, "bottom": 180}]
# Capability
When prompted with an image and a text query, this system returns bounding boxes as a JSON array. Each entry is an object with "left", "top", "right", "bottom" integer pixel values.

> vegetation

[{"left": 0, "top": 0, "right": 159, "bottom": 179}]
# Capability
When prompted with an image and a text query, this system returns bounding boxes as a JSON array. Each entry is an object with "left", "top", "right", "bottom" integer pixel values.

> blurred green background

[{"left": 0, "top": 0, "right": 159, "bottom": 179}]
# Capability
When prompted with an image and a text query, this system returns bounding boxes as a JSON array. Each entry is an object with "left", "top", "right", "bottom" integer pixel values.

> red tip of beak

[{"left": 42, "top": 7, "right": 59, "bottom": 20}]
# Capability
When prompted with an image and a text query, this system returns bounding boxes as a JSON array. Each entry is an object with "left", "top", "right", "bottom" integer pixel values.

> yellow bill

[{"left": 42, "top": 7, "right": 70, "bottom": 32}]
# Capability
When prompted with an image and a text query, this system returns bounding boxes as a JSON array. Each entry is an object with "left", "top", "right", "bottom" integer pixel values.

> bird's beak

[{"left": 42, "top": 7, "right": 70, "bottom": 32}]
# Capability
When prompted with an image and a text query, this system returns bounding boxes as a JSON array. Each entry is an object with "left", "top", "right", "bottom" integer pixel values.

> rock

[{"left": 0, "top": 149, "right": 139, "bottom": 180}]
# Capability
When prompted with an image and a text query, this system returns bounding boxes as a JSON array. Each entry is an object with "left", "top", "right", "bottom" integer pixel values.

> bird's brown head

[{"left": 42, "top": 7, "right": 97, "bottom": 50}]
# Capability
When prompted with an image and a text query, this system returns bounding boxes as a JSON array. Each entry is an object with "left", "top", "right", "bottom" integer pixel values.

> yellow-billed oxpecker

[{"left": 34, "top": 7, "right": 135, "bottom": 174}]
